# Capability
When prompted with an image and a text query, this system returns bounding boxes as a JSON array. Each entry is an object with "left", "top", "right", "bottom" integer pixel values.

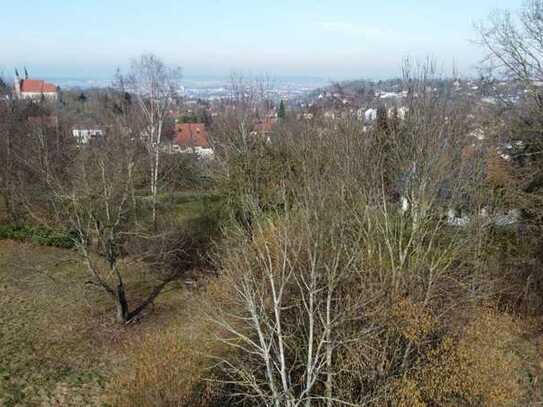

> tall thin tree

[{"left": 121, "top": 54, "right": 181, "bottom": 229}]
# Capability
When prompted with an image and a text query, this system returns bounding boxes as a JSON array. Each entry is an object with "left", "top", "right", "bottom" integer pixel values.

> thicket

[
  {"left": 105, "top": 69, "right": 543, "bottom": 406},
  {"left": 2, "top": 25, "right": 543, "bottom": 403}
]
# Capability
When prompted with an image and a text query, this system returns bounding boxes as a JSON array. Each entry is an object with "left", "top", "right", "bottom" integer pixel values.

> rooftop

[
  {"left": 19, "top": 79, "right": 57, "bottom": 94},
  {"left": 175, "top": 123, "right": 209, "bottom": 148}
]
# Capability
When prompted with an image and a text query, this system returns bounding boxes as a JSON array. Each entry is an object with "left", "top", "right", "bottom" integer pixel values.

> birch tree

[
  {"left": 207, "top": 203, "right": 361, "bottom": 407},
  {"left": 121, "top": 54, "right": 181, "bottom": 228}
]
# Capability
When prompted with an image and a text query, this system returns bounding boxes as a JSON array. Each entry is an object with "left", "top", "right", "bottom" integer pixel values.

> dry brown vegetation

[
  {"left": 5, "top": 5, "right": 543, "bottom": 402},
  {"left": 104, "top": 309, "right": 227, "bottom": 406},
  {"left": 3, "top": 75, "right": 543, "bottom": 405}
]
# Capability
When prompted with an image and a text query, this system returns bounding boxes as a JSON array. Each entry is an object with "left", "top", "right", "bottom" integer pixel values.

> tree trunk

[
  {"left": 115, "top": 283, "right": 129, "bottom": 323},
  {"left": 126, "top": 278, "right": 173, "bottom": 321},
  {"left": 151, "top": 150, "right": 159, "bottom": 230},
  {"left": 151, "top": 121, "right": 163, "bottom": 231}
]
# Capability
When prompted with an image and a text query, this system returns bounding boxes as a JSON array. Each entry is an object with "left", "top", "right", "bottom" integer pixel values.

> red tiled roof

[
  {"left": 254, "top": 117, "right": 276, "bottom": 133},
  {"left": 175, "top": 123, "right": 209, "bottom": 148},
  {"left": 20, "top": 79, "right": 57, "bottom": 93}
]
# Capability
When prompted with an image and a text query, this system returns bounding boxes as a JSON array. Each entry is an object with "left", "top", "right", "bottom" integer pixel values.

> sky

[{"left": 1, "top": 0, "right": 525, "bottom": 81}]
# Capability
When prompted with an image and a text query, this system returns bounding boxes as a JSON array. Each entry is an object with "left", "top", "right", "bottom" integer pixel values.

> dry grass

[
  {"left": 0, "top": 240, "right": 107, "bottom": 406},
  {"left": 0, "top": 239, "right": 195, "bottom": 406},
  {"left": 104, "top": 313, "right": 228, "bottom": 407}
]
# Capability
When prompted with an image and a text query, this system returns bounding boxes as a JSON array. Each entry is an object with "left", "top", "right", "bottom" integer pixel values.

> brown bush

[
  {"left": 390, "top": 298, "right": 437, "bottom": 346},
  {"left": 388, "top": 307, "right": 526, "bottom": 407},
  {"left": 105, "top": 321, "right": 228, "bottom": 407},
  {"left": 486, "top": 153, "right": 516, "bottom": 188}
]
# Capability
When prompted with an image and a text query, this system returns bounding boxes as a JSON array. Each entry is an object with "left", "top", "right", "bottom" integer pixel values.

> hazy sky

[{"left": 1, "top": 0, "right": 524, "bottom": 80}]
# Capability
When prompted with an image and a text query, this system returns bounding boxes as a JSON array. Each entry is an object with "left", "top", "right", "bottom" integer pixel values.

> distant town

[{"left": 4, "top": 66, "right": 529, "bottom": 165}]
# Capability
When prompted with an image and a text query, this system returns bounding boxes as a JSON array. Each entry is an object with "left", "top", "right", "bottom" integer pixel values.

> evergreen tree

[{"left": 278, "top": 100, "right": 286, "bottom": 120}]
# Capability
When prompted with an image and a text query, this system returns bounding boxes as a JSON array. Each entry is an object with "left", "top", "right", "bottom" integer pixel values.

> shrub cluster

[{"left": 0, "top": 224, "right": 77, "bottom": 249}]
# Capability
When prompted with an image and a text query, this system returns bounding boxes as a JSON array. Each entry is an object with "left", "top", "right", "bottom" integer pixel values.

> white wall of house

[
  {"left": 166, "top": 144, "right": 214, "bottom": 158},
  {"left": 397, "top": 106, "right": 408, "bottom": 120},
  {"left": 365, "top": 108, "right": 377, "bottom": 122},
  {"left": 73, "top": 129, "right": 104, "bottom": 144},
  {"left": 20, "top": 92, "right": 57, "bottom": 100}
]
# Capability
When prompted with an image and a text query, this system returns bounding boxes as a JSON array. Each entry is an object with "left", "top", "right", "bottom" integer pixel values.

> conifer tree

[{"left": 277, "top": 99, "right": 286, "bottom": 120}]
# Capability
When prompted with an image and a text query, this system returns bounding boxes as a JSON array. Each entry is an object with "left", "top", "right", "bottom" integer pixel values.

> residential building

[
  {"left": 72, "top": 128, "right": 105, "bottom": 144},
  {"left": 364, "top": 108, "right": 377, "bottom": 122},
  {"left": 253, "top": 117, "right": 276, "bottom": 134},
  {"left": 14, "top": 77, "right": 58, "bottom": 101},
  {"left": 174, "top": 122, "right": 213, "bottom": 157}
]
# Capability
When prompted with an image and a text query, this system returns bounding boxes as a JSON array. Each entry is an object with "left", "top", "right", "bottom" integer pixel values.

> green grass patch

[{"left": 0, "top": 224, "right": 77, "bottom": 248}]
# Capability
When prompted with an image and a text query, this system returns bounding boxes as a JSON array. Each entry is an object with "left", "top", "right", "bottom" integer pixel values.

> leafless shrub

[{"left": 203, "top": 62, "right": 510, "bottom": 405}]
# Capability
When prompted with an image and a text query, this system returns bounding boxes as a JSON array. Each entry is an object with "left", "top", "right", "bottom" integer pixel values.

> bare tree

[
  {"left": 477, "top": 0, "right": 543, "bottom": 84},
  {"left": 1, "top": 80, "right": 201, "bottom": 324},
  {"left": 0, "top": 95, "right": 66, "bottom": 225},
  {"left": 118, "top": 54, "right": 181, "bottom": 229},
  {"left": 206, "top": 58, "right": 493, "bottom": 406},
  {"left": 477, "top": 1, "right": 543, "bottom": 210},
  {"left": 0, "top": 95, "right": 18, "bottom": 222},
  {"left": 39, "top": 125, "right": 192, "bottom": 323},
  {"left": 208, "top": 207, "right": 360, "bottom": 407}
]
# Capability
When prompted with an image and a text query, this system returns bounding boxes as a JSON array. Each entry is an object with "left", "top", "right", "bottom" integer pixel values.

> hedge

[{"left": 0, "top": 225, "right": 78, "bottom": 249}]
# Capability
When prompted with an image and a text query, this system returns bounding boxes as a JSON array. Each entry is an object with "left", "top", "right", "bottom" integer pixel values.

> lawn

[
  {"left": 0, "top": 240, "right": 107, "bottom": 405},
  {"left": 0, "top": 192, "right": 215, "bottom": 406},
  {"left": 0, "top": 238, "right": 198, "bottom": 406}
]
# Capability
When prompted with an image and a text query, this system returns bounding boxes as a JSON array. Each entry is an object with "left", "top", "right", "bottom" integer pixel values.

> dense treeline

[{"left": 188, "top": 68, "right": 538, "bottom": 406}]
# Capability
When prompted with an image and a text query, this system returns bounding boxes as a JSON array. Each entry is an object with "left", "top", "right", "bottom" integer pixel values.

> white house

[
  {"left": 397, "top": 106, "right": 409, "bottom": 120},
  {"left": 364, "top": 108, "right": 377, "bottom": 122},
  {"left": 469, "top": 128, "right": 486, "bottom": 141},
  {"left": 72, "top": 128, "right": 104, "bottom": 144}
]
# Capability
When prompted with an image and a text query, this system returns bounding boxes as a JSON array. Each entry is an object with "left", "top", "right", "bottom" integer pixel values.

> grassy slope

[
  {"left": 0, "top": 240, "right": 107, "bottom": 405},
  {"left": 0, "top": 195, "right": 211, "bottom": 406},
  {"left": 4, "top": 191, "right": 542, "bottom": 405}
]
